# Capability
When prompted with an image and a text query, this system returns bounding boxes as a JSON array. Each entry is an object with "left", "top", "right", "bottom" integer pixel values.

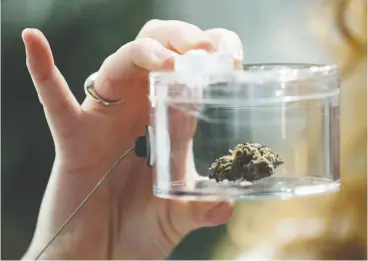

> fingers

[
  {"left": 204, "top": 28, "right": 244, "bottom": 60},
  {"left": 83, "top": 37, "right": 177, "bottom": 106},
  {"left": 85, "top": 20, "right": 244, "bottom": 110},
  {"left": 22, "top": 28, "right": 80, "bottom": 138},
  {"left": 137, "top": 20, "right": 215, "bottom": 53},
  {"left": 85, "top": 20, "right": 216, "bottom": 106}
]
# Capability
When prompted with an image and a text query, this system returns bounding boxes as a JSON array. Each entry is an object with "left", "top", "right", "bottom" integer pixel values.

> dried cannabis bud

[{"left": 208, "top": 142, "right": 284, "bottom": 183}]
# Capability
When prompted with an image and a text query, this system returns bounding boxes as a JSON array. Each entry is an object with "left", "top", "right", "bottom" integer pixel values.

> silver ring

[{"left": 84, "top": 72, "right": 122, "bottom": 106}]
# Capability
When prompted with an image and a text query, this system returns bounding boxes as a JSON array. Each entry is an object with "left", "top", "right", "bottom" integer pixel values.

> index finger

[
  {"left": 137, "top": 20, "right": 215, "bottom": 53},
  {"left": 82, "top": 37, "right": 177, "bottom": 109}
]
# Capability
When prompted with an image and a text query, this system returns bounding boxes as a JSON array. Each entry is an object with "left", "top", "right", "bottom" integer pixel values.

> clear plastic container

[{"left": 148, "top": 60, "right": 340, "bottom": 201}]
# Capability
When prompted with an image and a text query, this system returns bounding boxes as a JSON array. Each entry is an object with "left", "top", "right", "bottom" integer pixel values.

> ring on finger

[{"left": 84, "top": 72, "right": 122, "bottom": 106}]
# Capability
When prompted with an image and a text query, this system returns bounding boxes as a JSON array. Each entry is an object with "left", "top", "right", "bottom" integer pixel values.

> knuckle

[
  {"left": 127, "top": 41, "right": 147, "bottom": 58},
  {"left": 140, "top": 19, "right": 166, "bottom": 33},
  {"left": 101, "top": 53, "right": 114, "bottom": 66},
  {"left": 127, "top": 38, "right": 158, "bottom": 54},
  {"left": 134, "top": 37, "right": 158, "bottom": 46},
  {"left": 119, "top": 38, "right": 164, "bottom": 69},
  {"left": 109, "top": 38, "right": 155, "bottom": 63}
]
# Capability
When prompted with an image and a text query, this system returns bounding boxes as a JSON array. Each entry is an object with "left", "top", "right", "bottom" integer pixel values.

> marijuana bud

[{"left": 208, "top": 142, "right": 284, "bottom": 183}]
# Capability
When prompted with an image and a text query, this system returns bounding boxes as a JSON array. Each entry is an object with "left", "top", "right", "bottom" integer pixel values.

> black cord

[{"left": 34, "top": 147, "right": 134, "bottom": 260}]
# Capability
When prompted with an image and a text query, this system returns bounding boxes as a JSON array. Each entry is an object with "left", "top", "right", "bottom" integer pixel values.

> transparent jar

[{"left": 148, "top": 63, "right": 340, "bottom": 201}]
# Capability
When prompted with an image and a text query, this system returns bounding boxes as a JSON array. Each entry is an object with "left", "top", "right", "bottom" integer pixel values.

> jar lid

[{"left": 174, "top": 50, "right": 235, "bottom": 74}]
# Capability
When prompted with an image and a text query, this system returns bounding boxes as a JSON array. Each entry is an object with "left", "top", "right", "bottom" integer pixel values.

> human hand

[{"left": 22, "top": 20, "right": 243, "bottom": 260}]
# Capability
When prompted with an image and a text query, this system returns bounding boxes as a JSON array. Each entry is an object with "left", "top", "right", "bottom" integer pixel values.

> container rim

[
  {"left": 149, "top": 63, "right": 340, "bottom": 105},
  {"left": 149, "top": 63, "right": 339, "bottom": 83}
]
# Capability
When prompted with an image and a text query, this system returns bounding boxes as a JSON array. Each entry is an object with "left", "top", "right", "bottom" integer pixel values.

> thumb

[
  {"left": 201, "top": 202, "right": 235, "bottom": 227},
  {"left": 170, "top": 201, "right": 234, "bottom": 237},
  {"left": 22, "top": 28, "right": 81, "bottom": 141},
  {"left": 190, "top": 201, "right": 234, "bottom": 228}
]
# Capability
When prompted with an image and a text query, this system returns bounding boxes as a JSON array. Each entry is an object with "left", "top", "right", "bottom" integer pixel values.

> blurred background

[{"left": 1, "top": 0, "right": 366, "bottom": 260}]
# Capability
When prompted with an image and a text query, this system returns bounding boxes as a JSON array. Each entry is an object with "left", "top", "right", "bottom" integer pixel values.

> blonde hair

[{"left": 213, "top": 0, "right": 367, "bottom": 259}]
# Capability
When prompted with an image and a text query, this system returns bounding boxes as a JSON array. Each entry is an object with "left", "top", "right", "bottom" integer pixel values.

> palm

[
  {"left": 78, "top": 76, "right": 199, "bottom": 258},
  {"left": 38, "top": 72, "right": 202, "bottom": 258}
]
